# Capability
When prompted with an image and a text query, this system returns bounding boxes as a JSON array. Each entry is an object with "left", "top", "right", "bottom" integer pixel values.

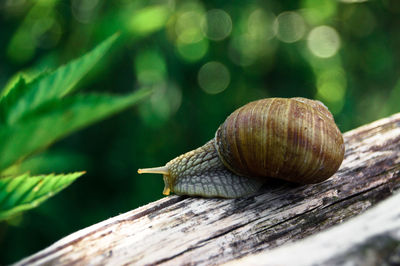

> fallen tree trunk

[
  {"left": 15, "top": 113, "right": 400, "bottom": 266},
  {"left": 226, "top": 191, "right": 400, "bottom": 266}
]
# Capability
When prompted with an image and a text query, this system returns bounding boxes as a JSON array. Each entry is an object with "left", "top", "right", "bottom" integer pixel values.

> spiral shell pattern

[{"left": 215, "top": 98, "right": 344, "bottom": 184}]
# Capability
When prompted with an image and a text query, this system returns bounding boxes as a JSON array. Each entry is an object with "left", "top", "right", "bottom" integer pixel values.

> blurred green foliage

[
  {"left": 0, "top": 31, "right": 151, "bottom": 262},
  {"left": 1, "top": 0, "right": 400, "bottom": 263}
]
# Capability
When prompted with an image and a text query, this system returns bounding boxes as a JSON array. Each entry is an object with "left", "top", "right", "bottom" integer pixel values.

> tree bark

[
  {"left": 14, "top": 113, "right": 400, "bottom": 266},
  {"left": 226, "top": 191, "right": 400, "bottom": 266}
]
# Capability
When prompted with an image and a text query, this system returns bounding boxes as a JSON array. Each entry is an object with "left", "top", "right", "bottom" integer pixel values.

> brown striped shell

[{"left": 215, "top": 97, "right": 344, "bottom": 184}]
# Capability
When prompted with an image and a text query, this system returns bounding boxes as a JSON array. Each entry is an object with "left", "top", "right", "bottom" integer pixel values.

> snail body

[{"left": 138, "top": 97, "right": 345, "bottom": 198}]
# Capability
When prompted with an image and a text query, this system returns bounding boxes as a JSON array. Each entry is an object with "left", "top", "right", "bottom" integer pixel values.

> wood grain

[
  {"left": 226, "top": 191, "right": 400, "bottom": 266},
  {"left": 14, "top": 113, "right": 400, "bottom": 266}
]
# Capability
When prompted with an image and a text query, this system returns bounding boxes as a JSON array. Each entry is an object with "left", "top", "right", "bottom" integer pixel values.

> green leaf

[
  {"left": 0, "top": 77, "right": 27, "bottom": 123},
  {"left": 0, "top": 70, "right": 56, "bottom": 125},
  {"left": 0, "top": 70, "right": 51, "bottom": 99},
  {"left": 1, "top": 73, "right": 26, "bottom": 99},
  {"left": 0, "top": 172, "right": 84, "bottom": 221},
  {"left": 0, "top": 89, "right": 151, "bottom": 172},
  {"left": 1, "top": 33, "right": 119, "bottom": 125}
]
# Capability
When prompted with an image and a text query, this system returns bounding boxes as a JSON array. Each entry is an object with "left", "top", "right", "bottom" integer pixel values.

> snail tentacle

[{"left": 138, "top": 166, "right": 169, "bottom": 175}]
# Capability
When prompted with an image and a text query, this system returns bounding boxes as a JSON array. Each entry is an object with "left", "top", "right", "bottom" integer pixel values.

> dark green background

[{"left": 1, "top": 0, "right": 400, "bottom": 263}]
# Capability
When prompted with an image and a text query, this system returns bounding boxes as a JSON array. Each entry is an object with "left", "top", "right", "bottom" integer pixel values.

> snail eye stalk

[{"left": 137, "top": 166, "right": 169, "bottom": 175}]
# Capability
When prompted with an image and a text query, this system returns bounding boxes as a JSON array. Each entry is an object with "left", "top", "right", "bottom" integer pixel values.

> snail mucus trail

[{"left": 138, "top": 97, "right": 345, "bottom": 198}]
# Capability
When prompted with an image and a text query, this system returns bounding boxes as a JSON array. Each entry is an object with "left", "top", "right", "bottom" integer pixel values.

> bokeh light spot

[
  {"left": 301, "top": 0, "right": 337, "bottom": 25},
  {"left": 307, "top": 25, "right": 341, "bottom": 58},
  {"left": 315, "top": 67, "right": 347, "bottom": 114},
  {"left": 128, "top": 5, "right": 170, "bottom": 36},
  {"left": 248, "top": 9, "right": 276, "bottom": 41},
  {"left": 273, "top": 11, "right": 306, "bottom": 43},
  {"left": 229, "top": 9, "right": 276, "bottom": 66},
  {"left": 72, "top": 0, "right": 99, "bottom": 24},
  {"left": 317, "top": 67, "right": 347, "bottom": 90},
  {"left": 201, "top": 9, "right": 232, "bottom": 41},
  {"left": 135, "top": 50, "right": 166, "bottom": 85},
  {"left": 317, "top": 81, "right": 345, "bottom": 102},
  {"left": 177, "top": 38, "right": 209, "bottom": 62},
  {"left": 175, "top": 11, "right": 204, "bottom": 44},
  {"left": 139, "top": 83, "right": 182, "bottom": 128},
  {"left": 340, "top": 0, "right": 368, "bottom": 3},
  {"left": 198, "top": 61, "right": 230, "bottom": 94}
]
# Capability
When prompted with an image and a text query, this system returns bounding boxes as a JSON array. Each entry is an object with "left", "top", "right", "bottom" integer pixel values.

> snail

[{"left": 138, "top": 97, "right": 344, "bottom": 198}]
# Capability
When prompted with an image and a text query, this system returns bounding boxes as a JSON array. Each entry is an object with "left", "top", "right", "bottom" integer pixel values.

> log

[
  {"left": 226, "top": 191, "right": 400, "bottom": 266},
  {"left": 14, "top": 113, "right": 400, "bottom": 266}
]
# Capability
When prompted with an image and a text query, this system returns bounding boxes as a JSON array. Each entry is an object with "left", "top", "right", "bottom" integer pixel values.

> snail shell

[{"left": 138, "top": 97, "right": 345, "bottom": 198}]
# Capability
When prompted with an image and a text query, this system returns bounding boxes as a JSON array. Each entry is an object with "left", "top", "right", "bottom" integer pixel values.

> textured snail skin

[
  {"left": 138, "top": 97, "right": 345, "bottom": 198},
  {"left": 165, "top": 140, "right": 263, "bottom": 198}
]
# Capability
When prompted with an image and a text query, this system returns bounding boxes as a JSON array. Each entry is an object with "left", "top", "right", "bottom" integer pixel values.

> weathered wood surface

[
  {"left": 15, "top": 113, "right": 400, "bottom": 266},
  {"left": 226, "top": 191, "right": 400, "bottom": 266}
]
